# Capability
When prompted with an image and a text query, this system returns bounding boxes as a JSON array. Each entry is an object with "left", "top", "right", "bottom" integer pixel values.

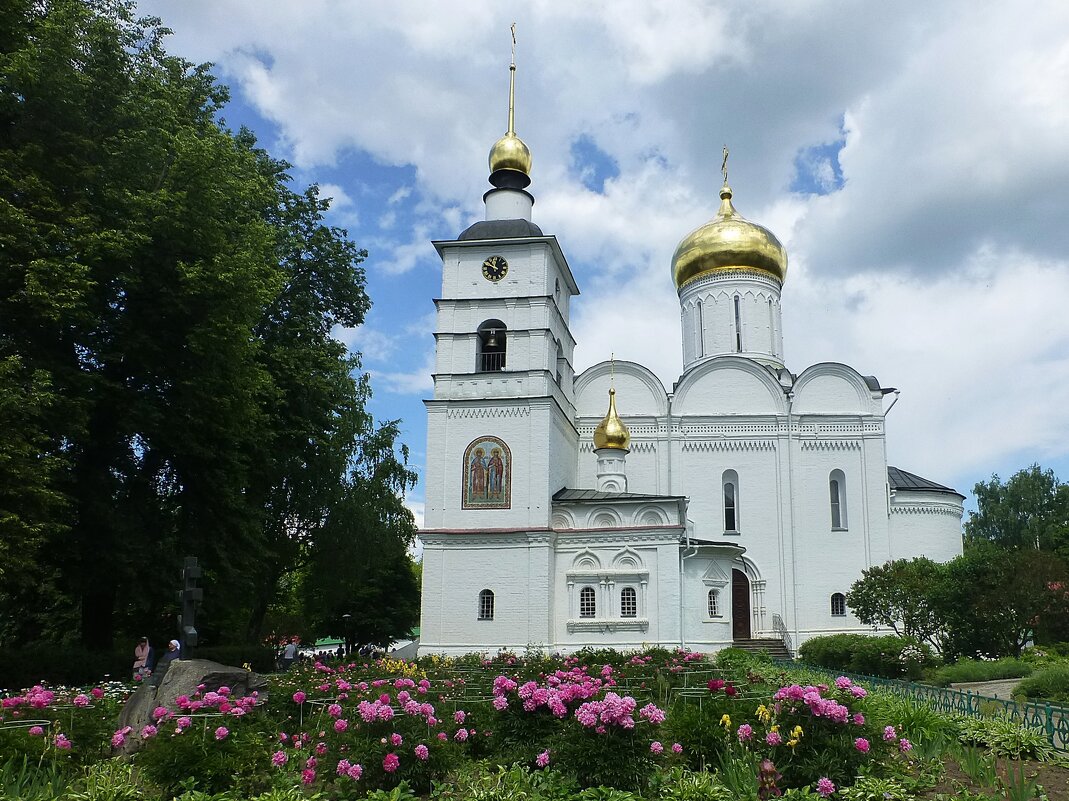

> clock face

[{"left": 482, "top": 255, "right": 508, "bottom": 282}]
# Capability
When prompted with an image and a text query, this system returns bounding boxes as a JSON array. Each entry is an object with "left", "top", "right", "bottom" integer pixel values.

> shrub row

[
  {"left": 927, "top": 657, "right": 1033, "bottom": 687},
  {"left": 1014, "top": 663, "right": 1069, "bottom": 704},
  {"left": 797, "top": 633, "right": 935, "bottom": 679}
]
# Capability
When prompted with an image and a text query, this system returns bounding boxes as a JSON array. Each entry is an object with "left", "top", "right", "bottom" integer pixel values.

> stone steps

[{"left": 731, "top": 638, "right": 793, "bottom": 661}]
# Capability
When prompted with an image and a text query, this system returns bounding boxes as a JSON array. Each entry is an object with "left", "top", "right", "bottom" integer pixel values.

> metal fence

[{"left": 773, "top": 660, "right": 1069, "bottom": 751}]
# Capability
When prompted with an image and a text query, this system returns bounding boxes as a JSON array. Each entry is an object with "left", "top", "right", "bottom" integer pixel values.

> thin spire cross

[
  {"left": 721, "top": 145, "right": 730, "bottom": 186},
  {"left": 507, "top": 23, "right": 517, "bottom": 134}
]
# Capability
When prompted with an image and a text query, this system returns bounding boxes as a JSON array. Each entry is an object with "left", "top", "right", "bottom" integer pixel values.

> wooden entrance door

[{"left": 732, "top": 569, "right": 751, "bottom": 640}]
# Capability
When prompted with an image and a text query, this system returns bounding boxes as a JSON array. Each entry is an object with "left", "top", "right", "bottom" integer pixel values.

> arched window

[
  {"left": 708, "top": 589, "right": 720, "bottom": 617},
  {"left": 477, "top": 319, "right": 507, "bottom": 371},
  {"left": 555, "top": 339, "right": 565, "bottom": 386},
  {"left": 579, "top": 586, "right": 596, "bottom": 618},
  {"left": 478, "top": 589, "right": 495, "bottom": 620},
  {"left": 723, "top": 470, "right": 739, "bottom": 533},
  {"left": 830, "top": 469, "right": 848, "bottom": 530},
  {"left": 831, "top": 593, "right": 846, "bottom": 617},
  {"left": 733, "top": 295, "right": 743, "bottom": 352},
  {"left": 620, "top": 587, "right": 637, "bottom": 618}
]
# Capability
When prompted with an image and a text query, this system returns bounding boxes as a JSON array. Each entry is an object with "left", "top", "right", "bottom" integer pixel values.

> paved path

[{"left": 949, "top": 678, "right": 1024, "bottom": 699}]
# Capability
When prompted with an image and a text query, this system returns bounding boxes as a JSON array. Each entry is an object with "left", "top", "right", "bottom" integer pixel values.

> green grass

[
  {"left": 927, "top": 658, "right": 1033, "bottom": 687},
  {"left": 1013, "top": 662, "right": 1069, "bottom": 704}
]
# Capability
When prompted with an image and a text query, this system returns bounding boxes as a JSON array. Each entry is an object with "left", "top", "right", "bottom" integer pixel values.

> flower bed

[{"left": 1, "top": 648, "right": 1066, "bottom": 799}]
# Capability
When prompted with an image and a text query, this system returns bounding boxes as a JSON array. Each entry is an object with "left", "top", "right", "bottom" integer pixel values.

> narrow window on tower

[
  {"left": 734, "top": 295, "right": 743, "bottom": 352},
  {"left": 723, "top": 469, "right": 739, "bottom": 533},
  {"left": 696, "top": 300, "right": 705, "bottom": 357},
  {"left": 830, "top": 469, "right": 848, "bottom": 530},
  {"left": 620, "top": 587, "right": 637, "bottom": 618},
  {"left": 579, "top": 586, "right": 596, "bottom": 618},
  {"left": 831, "top": 592, "right": 846, "bottom": 617},
  {"left": 478, "top": 589, "right": 495, "bottom": 621},
  {"left": 768, "top": 298, "right": 775, "bottom": 352}
]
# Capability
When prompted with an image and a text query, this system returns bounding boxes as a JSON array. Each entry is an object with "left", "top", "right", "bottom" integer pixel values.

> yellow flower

[
  {"left": 792, "top": 725, "right": 804, "bottom": 739},
  {"left": 770, "top": 724, "right": 780, "bottom": 733},
  {"left": 720, "top": 714, "right": 732, "bottom": 730},
  {"left": 787, "top": 738, "right": 799, "bottom": 748},
  {"left": 756, "top": 704, "right": 771, "bottom": 723}
]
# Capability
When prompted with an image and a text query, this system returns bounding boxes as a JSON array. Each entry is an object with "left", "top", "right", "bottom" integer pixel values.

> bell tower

[{"left": 422, "top": 36, "right": 580, "bottom": 533}]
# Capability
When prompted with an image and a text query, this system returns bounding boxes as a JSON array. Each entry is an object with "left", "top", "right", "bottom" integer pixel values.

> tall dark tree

[
  {"left": 965, "top": 464, "right": 1069, "bottom": 558},
  {"left": 0, "top": 0, "right": 415, "bottom": 649}
]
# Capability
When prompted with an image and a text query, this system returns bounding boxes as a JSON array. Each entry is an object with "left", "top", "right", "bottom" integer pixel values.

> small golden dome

[
  {"left": 672, "top": 185, "right": 787, "bottom": 289},
  {"left": 593, "top": 388, "right": 631, "bottom": 451},
  {"left": 488, "top": 132, "right": 532, "bottom": 176}
]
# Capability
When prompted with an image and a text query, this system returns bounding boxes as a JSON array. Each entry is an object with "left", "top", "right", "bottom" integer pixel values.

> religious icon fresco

[{"left": 462, "top": 436, "right": 511, "bottom": 509}]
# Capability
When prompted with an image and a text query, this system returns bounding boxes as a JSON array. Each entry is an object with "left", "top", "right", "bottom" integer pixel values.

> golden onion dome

[
  {"left": 488, "top": 131, "right": 532, "bottom": 176},
  {"left": 593, "top": 388, "right": 631, "bottom": 451},
  {"left": 672, "top": 185, "right": 787, "bottom": 289}
]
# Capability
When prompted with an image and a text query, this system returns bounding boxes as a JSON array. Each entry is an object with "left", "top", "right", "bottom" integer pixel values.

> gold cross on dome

[{"left": 721, "top": 145, "right": 730, "bottom": 186}]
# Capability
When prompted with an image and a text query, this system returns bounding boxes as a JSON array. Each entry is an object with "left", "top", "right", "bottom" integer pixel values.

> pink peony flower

[
  {"left": 766, "top": 731, "right": 783, "bottom": 746},
  {"left": 383, "top": 753, "right": 400, "bottom": 773},
  {"left": 214, "top": 727, "right": 229, "bottom": 740},
  {"left": 415, "top": 744, "right": 429, "bottom": 760},
  {"left": 334, "top": 718, "right": 348, "bottom": 733},
  {"left": 816, "top": 777, "right": 836, "bottom": 797},
  {"left": 854, "top": 737, "right": 870, "bottom": 753},
  {"left": 437, "top": 732, "right": 448, "bottom": 741},
  {"left": 737, "top": 723, "right": 753, "bottom": 742},
  {"left": 672, "top": 742, "right": 683, "bottom": 753},
  {"left": 650, "top": 741, "right": 664, "bottom": 754},
  {"left": 454, "top": 728, "right": 468, "bottom": 742},
  {"left": 153, "top": 706, "right": 171, "bottom": 721},
  {"left": 54, "top": 734, "right": 72, "bottom": 750},
  {"left": 536, "top": 749, "right": 550, "bottom": 768},
  {"left": 834, "top": 676, "right": 852, "bottom": 690},
  {"left": 390, "top": 733, "right": 403, "bottom": 746},
  {"left": 272, "top": 750, "right": 288, "bottom": 766},
  {"left": 328, "top": 703, "right": 342, "bottom": 718},
  {"left": 899, "top": 738, "right": 912, "bottom": 753},
  {"left": 454, "top": 710, "right": 466, "bottom": 724},
  {"left": 292, "top": 691, "right": 306, "bottom": 704},
  {"left": 72, "top": 694, "right": 90, "bottom": 708},
  {"left": 492, "top": 695, "right": 508, "bottom": 710},
  {"left": 91, "top": 688, "right": 104, "bottom": 699},
  {"left": 301, "top": 768, "right": 316, "bottom": 785},
  {"left": 140, "top": 725, "right": 158, "bottom": 739},
  {"left": 315, "top": 741, "right": 328, "bottom": 756},
  {"left": 883, "top": 725, "right": 898, "bottom": 741},
  {"left": 336, "top": 758, "right": 351, "bottom": 776},
  {"left": 852, "top": 713, "right": 865, "bottom": 725},
  {"left": 346, "top": 763, "right": 363, "bottom": 780},
  {"left": 28, "top": 726, "right": 44, "bottom": 736},
  {"left": 177, "top": 716, "right": 191, "bottom": 729},
  {"left": 850, "top": 686, "right": 868, "bottom": 698}
]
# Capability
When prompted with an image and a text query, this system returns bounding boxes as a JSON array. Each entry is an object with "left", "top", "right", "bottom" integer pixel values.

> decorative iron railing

[
  {"left": 770, "top": 613, "right": 793, "bottom": 658},
  {"left": 774, "top": 660, "right": 1069, "bottom": 751}
]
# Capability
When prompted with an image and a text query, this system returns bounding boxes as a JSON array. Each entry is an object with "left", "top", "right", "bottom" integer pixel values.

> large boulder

[{"left": 116, "top": 659, "right": 268, "bottom": 754}]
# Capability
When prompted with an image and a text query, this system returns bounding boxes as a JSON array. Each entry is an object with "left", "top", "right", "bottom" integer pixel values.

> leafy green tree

[
  {"left": 937, "top": 544, "right": 1069, "bottom": 658},
  {"left": 299, "top": 420, "right": 421, "bottom": 649},
  {"left": 965, "top": 465, "right": 1069, "bottom": 558},
  {"left": 0, "top": 0, "right": 416, "bottom": 649},
  {"left": 846, "top": 558, "right": 947, "bottom": 651}
]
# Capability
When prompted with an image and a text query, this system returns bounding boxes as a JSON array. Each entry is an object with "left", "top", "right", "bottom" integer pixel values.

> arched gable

[
  {"left": 574, "top": 360, "right": 668, "bottom": 418},
  {"left": 792, "top": 363, "right": 882, "bottom": 415},
  {"left": 673, "top": 356, "right": 786, "bottom": 416},
  {"left": 572, "top": 550, "right": 601, "bottom": 571}
]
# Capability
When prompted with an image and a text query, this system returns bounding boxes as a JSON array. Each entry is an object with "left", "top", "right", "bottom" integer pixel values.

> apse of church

[{"left": 418, "top": 44, "right": 964, "bottom": 657}]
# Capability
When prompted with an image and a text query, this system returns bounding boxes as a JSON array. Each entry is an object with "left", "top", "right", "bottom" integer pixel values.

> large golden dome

[
  {"left": 593, "top": 388, "right": 631, "bottom": 451},
  {"left": 672, "top": 185, "right": 787, "bottom": 289},
  {"left": 488, "top": 131, "right": 531, "bottom": 176}
]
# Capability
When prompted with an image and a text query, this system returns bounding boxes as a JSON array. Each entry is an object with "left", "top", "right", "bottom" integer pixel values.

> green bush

[
  {"left": 797, "top": 634, "right": 934, "bottom": 679},
  {"left": 1013, "top": 662, "right": 1069, "bottom": 704},
  {"left": 0, "top": 644, "right": 130, "bottom": 690},
  {"left": 927, "top": 657, "right": 1033, "bottom": 687}
]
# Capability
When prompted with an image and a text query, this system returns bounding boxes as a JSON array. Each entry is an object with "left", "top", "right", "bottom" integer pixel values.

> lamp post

[{"left": 342, "top": 613, "right": 352, "bottom": 656}]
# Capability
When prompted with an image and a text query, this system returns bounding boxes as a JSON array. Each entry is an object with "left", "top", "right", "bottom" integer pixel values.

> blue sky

[{"left": 139, "top": 1, "right": 1069, "bottom": 525}]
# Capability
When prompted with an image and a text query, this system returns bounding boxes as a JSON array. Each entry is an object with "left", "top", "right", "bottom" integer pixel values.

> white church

[{"left": 417, "top": 63, "right": 964, "bottom": 657}]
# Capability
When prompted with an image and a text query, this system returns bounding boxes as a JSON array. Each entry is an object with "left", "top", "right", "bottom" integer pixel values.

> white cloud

[{"left": 137, "top": 0, "right": 1069, "bottom": 498}]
